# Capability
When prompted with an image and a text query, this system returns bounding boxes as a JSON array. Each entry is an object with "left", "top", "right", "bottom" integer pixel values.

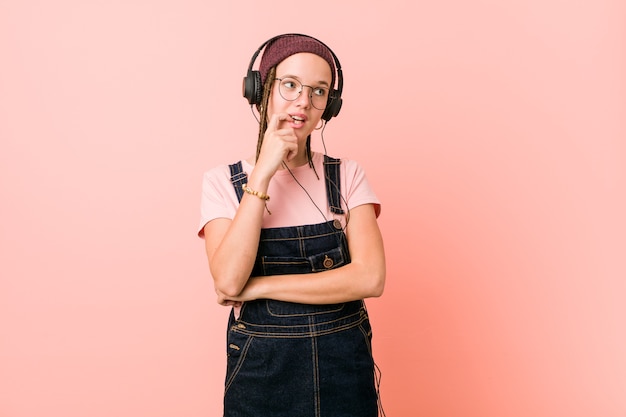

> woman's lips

[{"left": 289, "top": 114, "right": 307, "bottom": 128}]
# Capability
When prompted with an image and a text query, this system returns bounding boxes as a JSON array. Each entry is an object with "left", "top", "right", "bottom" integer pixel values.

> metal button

[
  {"left": 333, "top": 219, "right": 342, "bottom": 229},
  {"left": 323, "top": 255, "right": 334, "bottom": 269}
]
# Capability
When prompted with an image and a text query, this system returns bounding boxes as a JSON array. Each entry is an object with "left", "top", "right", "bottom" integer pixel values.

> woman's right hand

[{"left": 254, "top": 112, "right": 298, "bottom": 179}]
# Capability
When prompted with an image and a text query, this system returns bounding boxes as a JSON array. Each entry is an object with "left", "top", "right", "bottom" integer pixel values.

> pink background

[{"left": 1, "top": 1, "right": 625, "bottom": 416}]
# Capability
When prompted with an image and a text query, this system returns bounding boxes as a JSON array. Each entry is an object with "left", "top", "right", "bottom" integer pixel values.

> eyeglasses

[{"left": 275, "top": 77, "right": 330, "bottom": 110}]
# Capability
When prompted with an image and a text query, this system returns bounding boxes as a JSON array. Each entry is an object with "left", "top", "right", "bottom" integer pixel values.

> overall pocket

[
  {"left": 260, "top": 246, "right": 347, "bottom": 276},
  {"left": 260, "top": 247, "right": 349, "bottom": 316}
]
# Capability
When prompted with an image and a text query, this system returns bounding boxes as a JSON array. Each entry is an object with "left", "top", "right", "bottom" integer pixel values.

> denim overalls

[{"left": 223, "top": 156, "right": 378, "bottom": 417}]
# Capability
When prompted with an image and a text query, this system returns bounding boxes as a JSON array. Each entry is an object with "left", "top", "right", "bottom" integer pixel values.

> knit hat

[{"left": 259, "top": 34, "right": 336, "bottom": 87}]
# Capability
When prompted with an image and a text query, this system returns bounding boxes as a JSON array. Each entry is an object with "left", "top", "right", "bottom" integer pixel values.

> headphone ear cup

[
  {"left": 242, "top": 70, "right": 262, "bottom": 105},
  {"left": 322, "top": 91, "right": 342, "bottom": 121}
]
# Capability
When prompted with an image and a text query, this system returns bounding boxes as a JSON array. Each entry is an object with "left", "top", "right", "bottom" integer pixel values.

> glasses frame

[{"left": 274, "top": 77, "right": 330, "bottom": 110}]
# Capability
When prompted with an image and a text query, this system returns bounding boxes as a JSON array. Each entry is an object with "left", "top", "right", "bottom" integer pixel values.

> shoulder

[
  {"left": 311, "top": 152, "right": 364, "bottom": 171},
  {"left": 198, "top": 161, "right": 244, "bottom": 236},
  {"left": 202, "top": 161, "right": 241, "bottom": 183},
  {"left": 314, "top": 153, "right": 381, "bottom": 216},
  {"left": 200, "top": 162, "right": 242, "bottom": 199}
]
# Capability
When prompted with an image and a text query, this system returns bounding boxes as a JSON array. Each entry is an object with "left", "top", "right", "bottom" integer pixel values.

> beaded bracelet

[
  {"left": 242, "top": 183, "right": 271, "bottom": 214},
  {"left": 242, "top": 183, "right": 270, "bottom": 200}
]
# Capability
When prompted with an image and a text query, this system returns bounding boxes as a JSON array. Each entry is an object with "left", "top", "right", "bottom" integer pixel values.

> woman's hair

[
  {"left": 255, "top": 66, "right": 314, "bottom": 169},
  {"left": 255, "top": 66, "right": 275, "bottom": 161}
]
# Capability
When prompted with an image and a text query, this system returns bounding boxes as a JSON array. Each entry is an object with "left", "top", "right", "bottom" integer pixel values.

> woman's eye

[
  {"left": 283, "top": 81, "right": 297, "bottom": 89},
  {"left": 313, "top": 88, "right": 327, "bottom": 97}
]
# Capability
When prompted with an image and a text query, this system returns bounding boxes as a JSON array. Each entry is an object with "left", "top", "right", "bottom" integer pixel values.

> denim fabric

[
  {"left": 229, "top": 161, "right": 246, "bottom": 202},
  {"left": 223, "top": 160, "right": 378, "bottom": 417},
  {"left": 323, "top": 155, "right": 345, "bottom": 215}
]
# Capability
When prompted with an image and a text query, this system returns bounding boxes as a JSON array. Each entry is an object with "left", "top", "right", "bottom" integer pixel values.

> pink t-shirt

[{"left": 198, "top": 152, "right": 380, "bottom": 237}]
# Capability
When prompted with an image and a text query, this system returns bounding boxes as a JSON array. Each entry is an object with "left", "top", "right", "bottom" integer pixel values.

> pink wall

[{"left": 1, "top": 1, "right": 624, "bottom": 416}]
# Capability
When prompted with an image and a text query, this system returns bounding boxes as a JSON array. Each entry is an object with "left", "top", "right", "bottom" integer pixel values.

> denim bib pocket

[{"left": 260, "top": 246, "right": 347, "bottom": 276}]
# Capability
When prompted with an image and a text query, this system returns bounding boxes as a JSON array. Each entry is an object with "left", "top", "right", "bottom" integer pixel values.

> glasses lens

[
  {"left": 278, "top": 78, "right": 301, "bottom": 101},
  {"left": 278, "top": 78, "right": 328, "bottom": 110},
  {"left": 310, "top": 86, "right": 329, "bottom": 110}
]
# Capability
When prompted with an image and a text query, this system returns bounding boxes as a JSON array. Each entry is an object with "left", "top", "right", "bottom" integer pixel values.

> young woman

[{"left": 198, "top": 33, "right": 386, "bottom": 417}]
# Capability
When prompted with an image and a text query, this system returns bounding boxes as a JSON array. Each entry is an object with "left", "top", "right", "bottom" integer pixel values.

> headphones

[{"left": 242, "top": 33, "right": 343, "bottom": 122}]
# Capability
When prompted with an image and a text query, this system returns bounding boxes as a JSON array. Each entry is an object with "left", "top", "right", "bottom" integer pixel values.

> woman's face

[{"left": 267, "top": 52, "right": 333, "bottom": 142}]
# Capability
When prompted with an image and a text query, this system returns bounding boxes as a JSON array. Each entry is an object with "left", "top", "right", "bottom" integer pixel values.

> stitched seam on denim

[
  {"left": 249, "top": 307, "right": 357, "bottom": 324},
  {"left": 358, "top": 323, "right": 374, "bottom": 356},
  {"left": 224, "top": 335, "right": 254, "bottom": 394},
  {"left": 262, "top": 260, "right": 309, "bottom": 265},
  {"left": 297, "top": 226, "right": 305, "bottom": 257},
  {"left": 230, "top": 323, "right": 364, "bottom": 338},
  {"left": 265, "top": 307, "right": 345, "bottom": 317},
  {"left": 329, "top": 161, "right": 341, "bottom": 212},
  {"left": 324, "top": 155, "right": 344, "bottom": 214},
  {"left": 265, "top": 301, "right": 346, "bottom": 317},
  {"left": 259, "top": 230, "right": 339, "bottom": 242},
  {"left": 261, "top": 259, "right": 309, "bottom": 275},
  {"left": 310, "top": 316, "right": 321, "bottom": 417},
  {"left": 230, "top": 172, "right": 247, "bottom": 182},
  {"left": 231, "top": 316, "right": 367, "bottom": 338}
]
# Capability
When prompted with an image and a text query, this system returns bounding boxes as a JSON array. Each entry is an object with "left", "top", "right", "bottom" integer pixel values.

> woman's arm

[
  {"left": 203, "top": 189, "right": 267, "bottom": 298},
  {"left": 216, "top": 203, "right": 385, "bottom": 305},
  {"left": 204, "top": 113, "right": 299, "bottom": 297}
]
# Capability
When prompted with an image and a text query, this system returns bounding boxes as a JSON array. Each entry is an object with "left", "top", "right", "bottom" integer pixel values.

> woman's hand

[
  {"left": 255, "top": 112, "right": 298, "bottom": 178},
  {"left": 215, "top": 286, "right": 243, "bottom": 307}
]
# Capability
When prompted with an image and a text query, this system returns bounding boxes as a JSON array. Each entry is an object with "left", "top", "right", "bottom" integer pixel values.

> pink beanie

[{"left": 259, "top": 34, "right": 336, "bottom": 87}]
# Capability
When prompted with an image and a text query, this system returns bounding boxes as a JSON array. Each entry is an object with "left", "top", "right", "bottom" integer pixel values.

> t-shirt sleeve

[
  {"left": 197, "top": 165, "right": 239, "bottom": 237},
  {"left": 343, "top": 159, "right": 382, "bottom": 218}
]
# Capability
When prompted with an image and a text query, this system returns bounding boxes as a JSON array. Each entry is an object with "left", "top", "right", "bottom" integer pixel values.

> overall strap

[
  {"left": 229, "top": 161, "right": 247, "bottom": 203},
  {"left": 323, "top": 155, "right": 345, "bottom": 214}
]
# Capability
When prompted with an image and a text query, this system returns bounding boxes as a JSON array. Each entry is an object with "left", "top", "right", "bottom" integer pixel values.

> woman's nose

[{"left": 294, "top": 87, "right": 312, "bottom": 108}]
